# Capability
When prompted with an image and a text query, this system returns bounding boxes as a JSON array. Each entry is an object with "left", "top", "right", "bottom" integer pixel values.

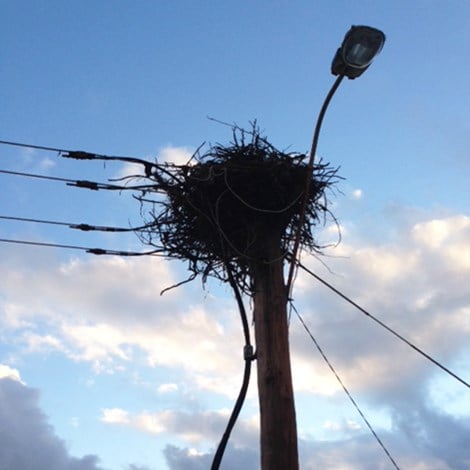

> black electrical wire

[
  {"left": 0, "top": 168, "right": 161, "bottom": 192},
  {"left": 0, "top": 168, "right": 127, "bottom": 191},
  {"left": 0, "top": 138, "right": 137, "bottom": 162},
  {"left": 297, "top": 261, "right": 470, "bottom": 389},
  {"left": 0, "top": 215, "right": 151, "bottom": 233},
  {"left": 0, "top": 138, "right": 175, "bottom": 182},
  {"left": 294, "top": 306, "right": 400, "bottom": 470},
  {"left": 0, "top": 139, "right": 65, "bottom": 154},
  {"left": 0, "top": 237, "right": 162, "bottom": 256},
  {"left": 211, "top": 264, "right": 255, "bottom": 470},
  {"left": 0, "top": 168, "right": 81, "bottom": 184}
]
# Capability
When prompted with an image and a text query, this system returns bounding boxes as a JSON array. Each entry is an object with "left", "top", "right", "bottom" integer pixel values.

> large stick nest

[{"left": 130, "top": 125, "right": 340, "bottom": 294}]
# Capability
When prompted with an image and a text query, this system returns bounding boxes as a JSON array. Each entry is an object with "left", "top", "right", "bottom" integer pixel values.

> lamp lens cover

[{"left": 343, "top": 27, "right": 385, "bottom": 68}]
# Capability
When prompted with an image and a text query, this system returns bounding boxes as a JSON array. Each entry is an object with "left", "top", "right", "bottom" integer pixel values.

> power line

[
  {"left": 0, "top": 168, "right": 159, "bottom": 192},
  {"left": 0, "top": 139, "right": 65, "bottom": 154},
  {"left": 0, "top": 237, "right": 162, "bottom": 257},
  {"left": 0, "top": 138, "right": 163, "bottom": 179},
  {"left": 0, "top": 168, "right": 124, "bottom": 190},
  {"left": 0, "top": 138, "right": 137, "bottom": 162},
  {"left": 0, "top": 168, "right": 82, "bottom": 184},
  {"left": 294, "top": 306, "right": 400, "bottom": 470},
  {"left": 0, "top": 215, "right": 151, "bottom": 232},
  {"left": 297, "top": 262, "right": 470, "bottom": 389}
]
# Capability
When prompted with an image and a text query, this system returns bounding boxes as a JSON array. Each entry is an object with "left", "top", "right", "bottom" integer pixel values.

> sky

[{"left": 1, "top": 1, "right": 469, "bottom": 469}]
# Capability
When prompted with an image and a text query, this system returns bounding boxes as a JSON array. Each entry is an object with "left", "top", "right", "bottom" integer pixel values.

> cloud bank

[
  {"left": 1, "top": 213, "right": 469, "bottom": 468},
  {"left": 0, "top": 369, "right": 104, "bottom": 470}
]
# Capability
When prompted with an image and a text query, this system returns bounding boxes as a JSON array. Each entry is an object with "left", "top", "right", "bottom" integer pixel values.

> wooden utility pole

[{"left": 252, "top": 228, "right": 298, "bottom": 470}]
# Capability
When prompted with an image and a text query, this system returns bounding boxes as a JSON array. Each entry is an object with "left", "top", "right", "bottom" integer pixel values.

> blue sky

[{"left": 1, "top": 1, "right": 469, "bottom": 469}]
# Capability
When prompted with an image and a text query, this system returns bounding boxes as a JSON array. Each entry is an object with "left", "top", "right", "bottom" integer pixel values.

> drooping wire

[
  {"left": 211, "top": 263, "right": 255, "bottom": 470},
  {"left": 0, "top": 237, "right": 162, "bottom": 257},
  {"left": 293, "top": 305, "right": 400, "bottom": 470},
  {"left": 0, "top": 215, "right": 152, "bottom": 233},
  {"left": 297, "top": 261, "right": 470, "bottom": 389}
]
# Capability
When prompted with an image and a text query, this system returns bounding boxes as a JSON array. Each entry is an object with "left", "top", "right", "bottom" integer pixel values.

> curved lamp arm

[{"left": 285, "top": 74, "right": 344, "bottom": 297}]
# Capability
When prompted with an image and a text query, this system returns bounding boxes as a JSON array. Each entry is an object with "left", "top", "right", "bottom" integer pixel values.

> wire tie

[
  {"left": 69, "top": 180, "right": 100, "bottom": 190},
  {"left": 244, "top": 345, "right": 256, "bottom": 361},
  {"left": 87, "top": 248, "right": 107, "bottom": 255},
  {"left": 70, "top": 223, "right": 94, "bottom": 231},
  {"left": 63, "top": 151, "right": 96, "bottom": 160}
]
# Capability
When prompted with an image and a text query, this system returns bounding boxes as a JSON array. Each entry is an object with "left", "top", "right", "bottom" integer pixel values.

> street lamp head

[{"left": 331, "top": 25, "right": 385, "bottom": 79}]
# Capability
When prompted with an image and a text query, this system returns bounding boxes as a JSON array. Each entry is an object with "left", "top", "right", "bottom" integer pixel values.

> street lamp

[
  {"left": 332, "top": 25, "right": 386, "bottom": 79},
  {"left": 286, "top": 25, "right": 386, "bottom": 295}
]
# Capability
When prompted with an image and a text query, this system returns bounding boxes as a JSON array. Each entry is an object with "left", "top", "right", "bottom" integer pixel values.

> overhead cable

[
  {"left": 0, "top": 138, "right": 140, "bottom": 162},
  {"left": 0, "top": 215, "right": 151, "bottom": 232},
  {"left": 0, "top": 237, "right": 161, "bottom": 257},
  {"left": 297, "top": 261, "right": 470, "bottom": 389},
  {"left": 0, "top": 139, "right": 65, "bottom": 154},
  {"left": 0, "top": 138, "right": 170, "bottom": 179},
  {"left": 294, "top": 306, "right": 400, "bottom": 470},
  {"left": 0, "top": 168, "right": 159, "bottom": 192}
]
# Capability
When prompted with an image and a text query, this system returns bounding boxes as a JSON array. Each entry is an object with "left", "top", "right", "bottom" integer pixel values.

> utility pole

[
  {"left": 247, "top": 27, "right": 386, "bottom": 468},
  {"left": 251, "top": 228, "right": 298, "bottom": 470}
]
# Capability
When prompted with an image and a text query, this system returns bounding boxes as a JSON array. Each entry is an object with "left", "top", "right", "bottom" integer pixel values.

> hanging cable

[
  {"left": 0, "top": 237, "right": 162, "bottom": 256},
  {"left": 293, "top": 306, "right": 400, "bottom": 470},
  {"left": 211, "top": 263, "right": 255, "bottom": 470},
  {"left": 0, "top": 215, "right": 152, "bottom": 232},
  {"left": 297, "top": 261, "right": 470, "bottom": 389}
]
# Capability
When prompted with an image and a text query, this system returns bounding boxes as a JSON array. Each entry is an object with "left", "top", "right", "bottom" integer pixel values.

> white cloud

[
  {"left": 22, "top": 332, "right": 64, "bottom": 354},
  {"left": 159, "top": 146, "right": 194, "bottom": 166},
  {"left": 113, "top": 145, "right": 195, "bottom": 181},
  {"left": 351, "top": 189, "right": 363, "bottom": 200},
  {"left": 0, "top": 250, "right": 247, "bottom": 385},
  {"left": 100, "top": 407, "right": 258, "bottom": 447},
  {"left": 101, "top": 407, "right": 130, "bottom": 424},
  {"left": 158, "top": 383, "right": 179, "bottom": 393},
  {"left": 115, "top": 161, "right": 145, "bottom": 180},
  {"left": 411, "top": 215, "right": 470, "bottom": 249},
  {"left": 62, "top": 323, "right": 132, "bottom": 362},
  {"left": 0, "top": 364, "right": 22, "bottom": 382},
  {"left": 39, "top": 157, "right": 56, "bottom": 171},
  {"left": 290, "top": 212, "right": 470, "bottom": 467}
]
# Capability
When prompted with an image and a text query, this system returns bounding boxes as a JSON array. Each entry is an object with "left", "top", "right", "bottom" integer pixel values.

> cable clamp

[
  {"left": 70, "top": 223, "right": 94, "bottom": 231},
  {"left": 69, "top": 180, "right": 100, "bottom": 190},
  {"left": 63, "top": 151, "right": 96, "bottom": 160},
  {"left": 87, "top": 248, "right": 107, "bottom": 255},
  {"left": 244, "top": 345, "right": 256, "bottom": 361}
]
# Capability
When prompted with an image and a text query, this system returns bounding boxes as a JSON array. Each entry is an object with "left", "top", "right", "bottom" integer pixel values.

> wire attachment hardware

[
  {"left": 62, "top": 151, "right": 96, "bottom": 160},
  {"left": 243, "top": 345, "right": 256, "bottom": 361}
]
